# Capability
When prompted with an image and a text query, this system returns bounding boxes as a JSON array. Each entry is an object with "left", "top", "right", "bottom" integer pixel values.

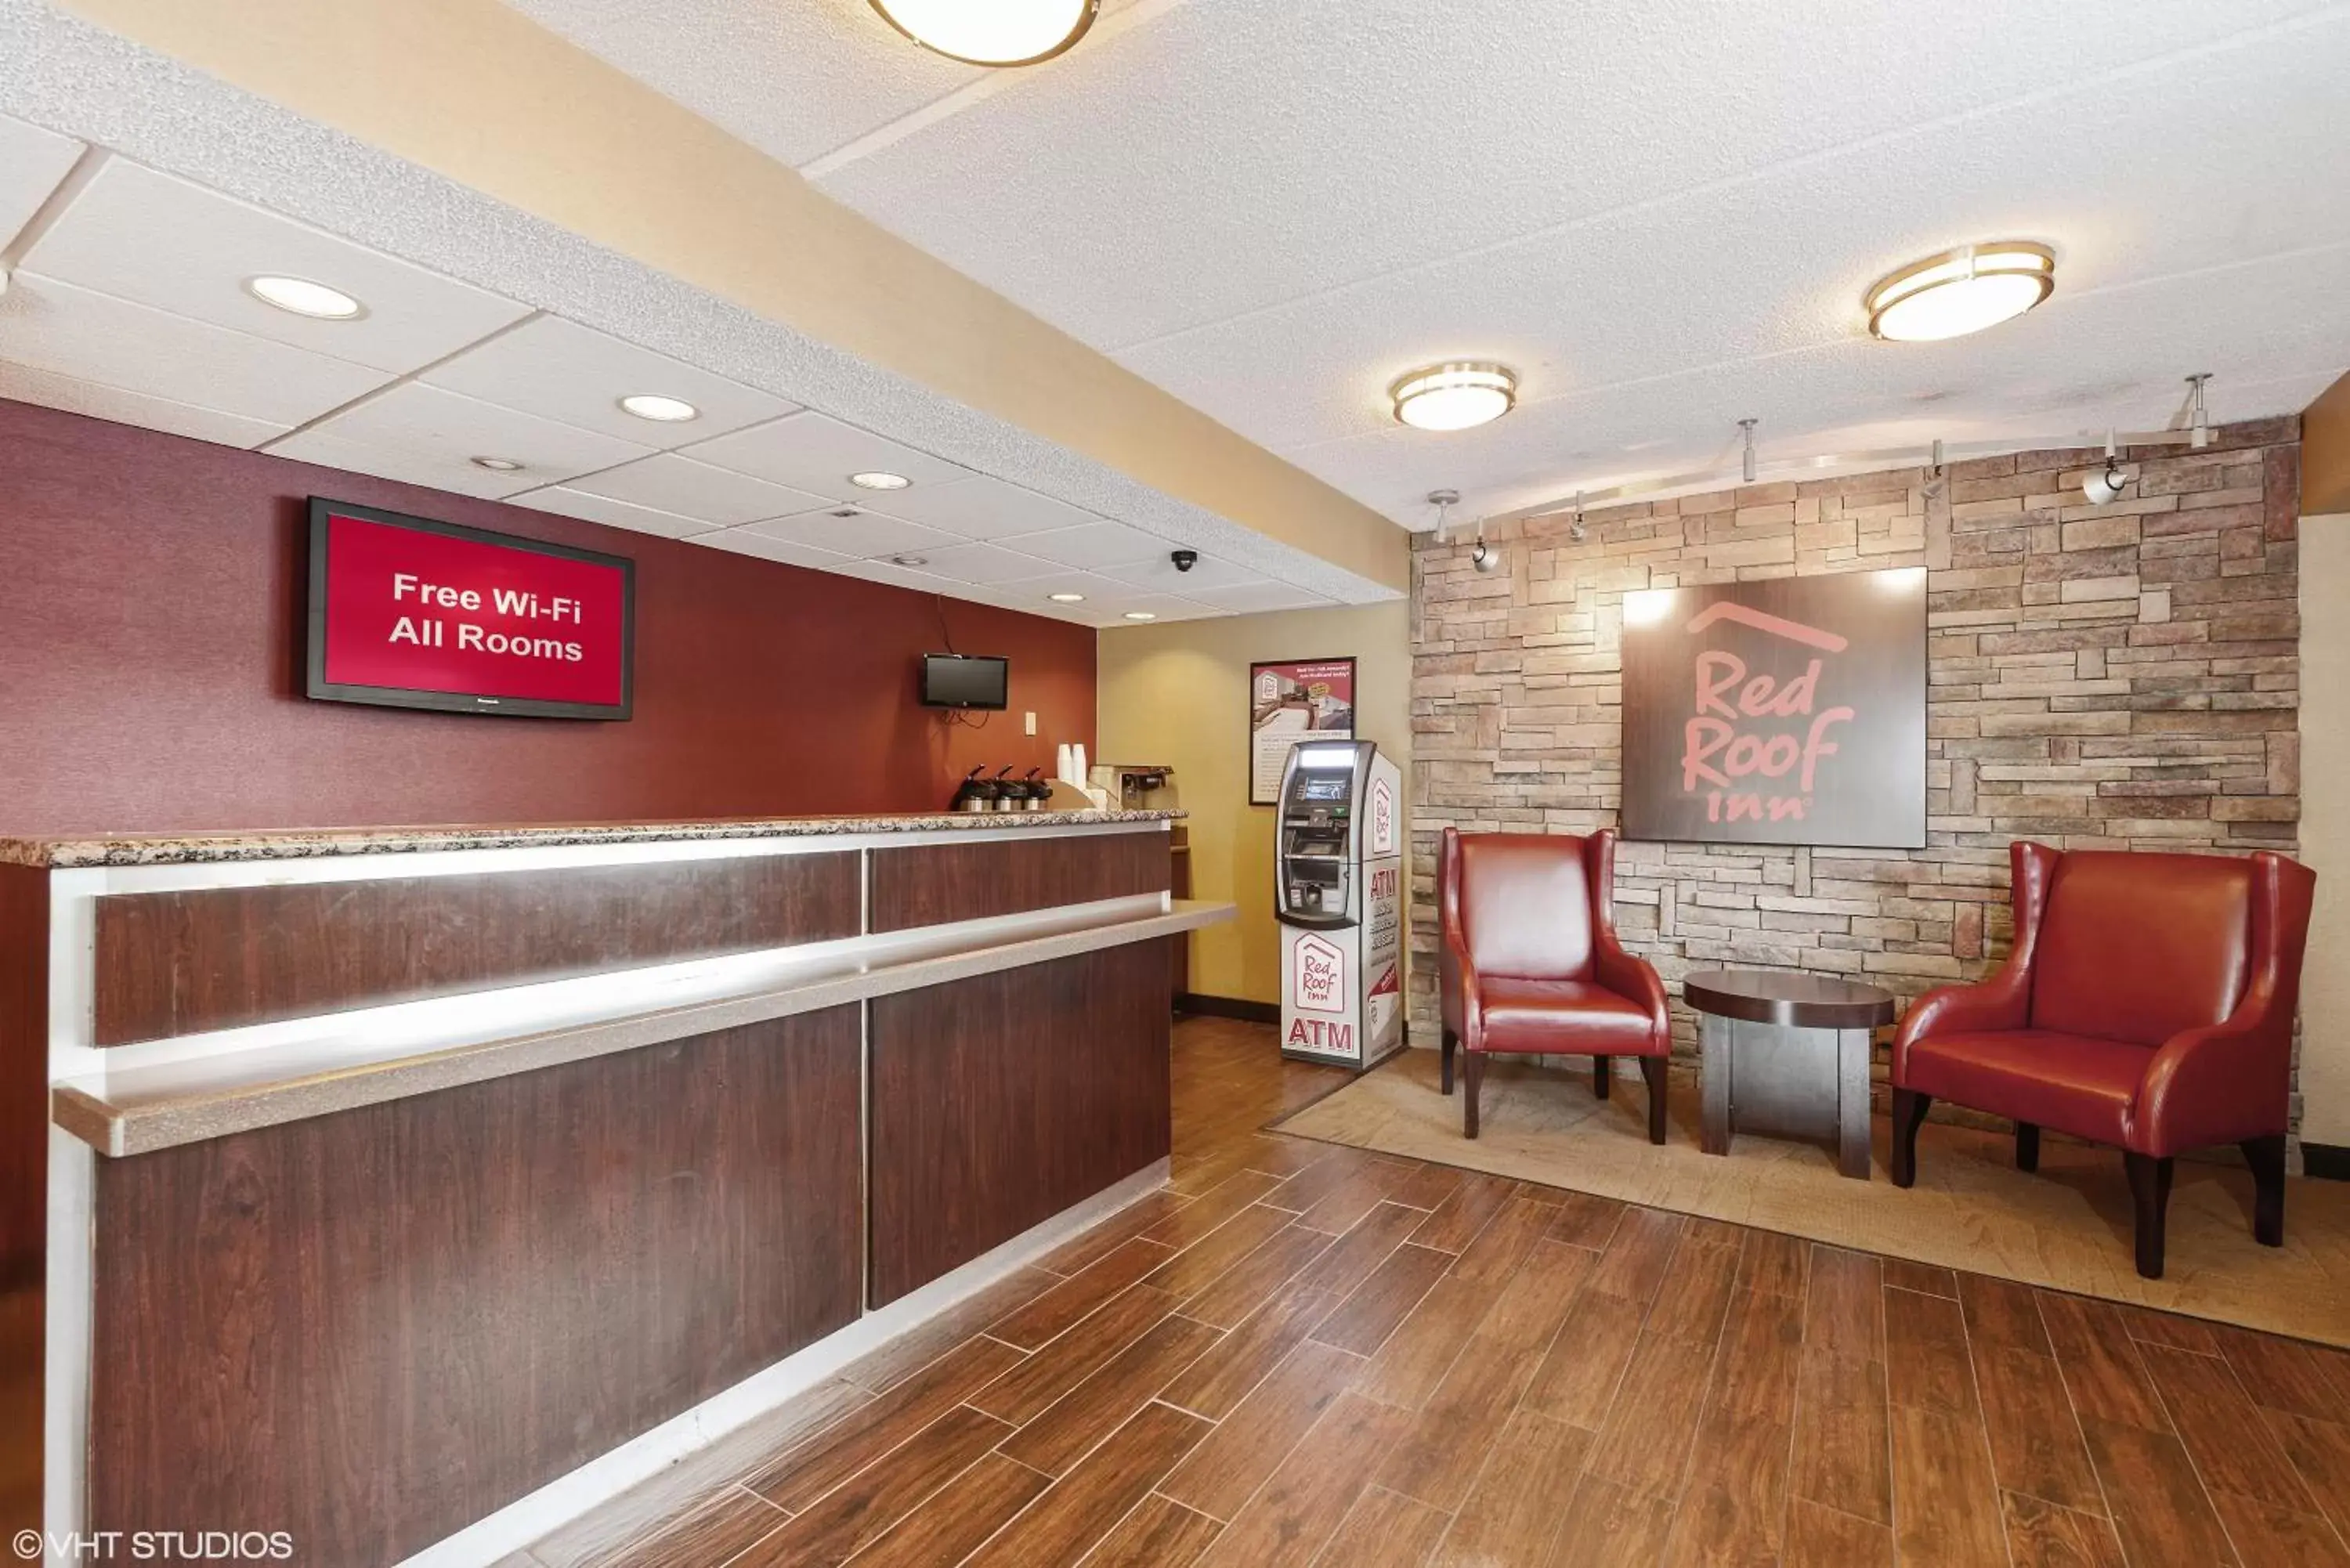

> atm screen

[{"left": 1298, "top": 778, "right": 1349, "bottom": 801}]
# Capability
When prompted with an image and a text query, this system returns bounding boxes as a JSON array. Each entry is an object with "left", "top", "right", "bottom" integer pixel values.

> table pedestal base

[{"left": 1698, "top": 1013, "right": 1872, "bottom": 1179}]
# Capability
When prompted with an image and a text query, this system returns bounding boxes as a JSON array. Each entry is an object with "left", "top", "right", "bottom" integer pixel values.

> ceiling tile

[
  {"left": 512, "top": 486, "right": 712, "bottom": 540},
  {"left": 421, "top": 313, "right": 799, "bottom": 444},
  {"left": 692, "top": 529, "right": 859, "bottom": 569},
  {"left": 994, "top": 520, "right": 1170, "bottom": 570},
  {"left": 1098, "top": 551, "right": 1260, "bottom": 593},
  {"left": 0, "top": 273, "right": 389, "bottom": 425},
  {"left": 898, "top": 541, "right": 1065, "bottom": 585},
  {"left": 857, "top": 473, "right": 1099, "bottom": 540},
  {"left": 960, "top": 569, "right": 1129, "bottom": 611},
  {"left": 265, "top": 382, "right": 656, "bottom": 498},
  {"left": 737, "top": 504, "right": 962, "bottom": 558},
  {"left": 1179, "top": 580, "right": 1340, "bottom": 614},
  {"left": 18, "top": 158, "right": 529, "bottom": 374},
  {"left": 0, "top": 359, "right": 287, "bottom": 449},
  {"left": 822, "top": 555, "right": 965, "bottom": 594},
  {"left": 559, "top": 451, "right": 829, "bottom": 526},
  {"left": 1092, "top": 592, "right": 1227, "bottom": 624},
  {"left": 682, "top": 410, "right": 971, "bottom": 500},
  {"left": 0, "top": 114, "right": 81, "bottom": 250},
  {"left": 502, "top": 0, "right": 985, "bottom": 169}
]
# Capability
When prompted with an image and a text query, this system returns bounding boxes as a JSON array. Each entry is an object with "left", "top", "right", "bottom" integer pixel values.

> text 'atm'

[{"left": 1274, "top": 739, "right": 1403, "bottom": 1069}]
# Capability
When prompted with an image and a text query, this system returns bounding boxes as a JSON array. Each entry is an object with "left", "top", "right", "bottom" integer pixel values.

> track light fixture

[
  {"left": 1427, "top": 489, "right": 1462, "bottom": 543},
  {"left": 2186, "top": 374, "right": 2214, "bottom": 450},
  {"left": 2082, "top": 431, "right": 2129, "bottom": 506},
  {"left": 1739, "top": 418, "right": 1759, "bottom": 484},
  {"left": 1568, "top": 491, "right": 1587, "bottom": 544},
  {"left": 1471, "top": 523, "right": 1502, "bottom": 574}
]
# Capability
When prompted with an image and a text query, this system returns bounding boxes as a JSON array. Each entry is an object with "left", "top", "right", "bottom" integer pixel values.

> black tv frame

[
  {"left": 920, "top": 652, "right": 1010, "bottom": 711},
  {"left": 305, "top": 497, "right": 636, "bottom": 721}
]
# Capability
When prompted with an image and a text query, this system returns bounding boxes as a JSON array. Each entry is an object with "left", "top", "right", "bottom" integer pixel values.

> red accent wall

[{"left": 0, "top": 399, "right": 1096, "bottom": 837}]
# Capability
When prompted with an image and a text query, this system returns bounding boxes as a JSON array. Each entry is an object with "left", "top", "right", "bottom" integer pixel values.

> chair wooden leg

[
  {"left": 2124, "top": 1153, "right": 2174, "bottom": 1280},
  {"left": 2241, "top": 1134, "right": 2286, "bottom": 1248},
  {"left": 1463, "top": 1052, "right": 1484, "bottom": 1140},
  {"left": 1639, "top": 1057, "right": 1667, "bottom": 1146},
  {"left": 1441, "top": 1028, "right": 1457, "bottom": 1096},
  {"left": 1891, "top": 1089, "right": 1932, "bottom": 1189},
  {"left": 2016, "top": 1121, "right": 2040, "bottom": 1173},
  {"left": 1594, "top": 1056, "right": 1611, "bottom": 1100}
]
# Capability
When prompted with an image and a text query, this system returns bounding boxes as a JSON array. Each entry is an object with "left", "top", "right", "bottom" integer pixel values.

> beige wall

[
  {"left": 2298, "top": 511, "right": 2350, "bottom": 1147},
  {"left": 1099, "top": 602, "right": 1412, "bottom": 1006}
]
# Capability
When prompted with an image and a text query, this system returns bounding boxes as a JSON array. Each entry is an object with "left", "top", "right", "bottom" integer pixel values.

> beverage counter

[{"left": 0, "top": 809, "right": 1229, "bottom": 1566}]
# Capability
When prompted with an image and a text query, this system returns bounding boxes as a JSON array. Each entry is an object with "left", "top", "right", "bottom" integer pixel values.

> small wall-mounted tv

[
  {"left": 921, "top": 652, "right": 1009, "bottom": 710},
  {"left": 306, "top": 498, "right": 634, "bottom": 721}
]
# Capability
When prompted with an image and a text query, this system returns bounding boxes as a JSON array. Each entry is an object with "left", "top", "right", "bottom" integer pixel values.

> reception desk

[{"left": 0, "top": 810, "right": 1227, "bottom": 1567}]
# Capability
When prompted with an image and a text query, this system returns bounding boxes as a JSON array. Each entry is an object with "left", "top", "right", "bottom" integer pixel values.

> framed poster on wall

[
  {"left": 1620, "top": 569, "right": 1926, "bottom": 848},
  {"left": 1249, "top": 658, "right": 1355, "bottom": 804}
]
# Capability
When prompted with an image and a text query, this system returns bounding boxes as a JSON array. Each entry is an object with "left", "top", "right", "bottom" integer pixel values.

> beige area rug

[{"left": 1274, "top": 1048, "right": 2350, "bottom": 1349}]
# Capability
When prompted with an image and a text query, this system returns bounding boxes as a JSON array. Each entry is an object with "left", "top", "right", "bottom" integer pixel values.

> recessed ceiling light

[
  {"left": 1123, "top": 611, "right": 1157, "bottom": 621},
  {"left": 1390, "top": 363, "right": 1517, "bottom": 432},
  {"left": 469, "top": 456, "right": 523, "bottom": 472},
  {"left": 869, "top": 0, "right": 1099, "bottom": 67},
  {"left": 245, "top": 275, "right": 363, "bottom": 320},
  {"left": 889, "top": 554, "right": 930, "bottom": 569},
  {"left": 1048, "top": 592, "right": 1086, "bottom": 603},
  {"left": 618, "top": 394, "right": 700, "bottom": 423},
  {"left": 851, "top": 471, "right": 912, "bottom": 490},
  {"left": 1867, "top": 242, "right": 2055, "bottom": 341}
]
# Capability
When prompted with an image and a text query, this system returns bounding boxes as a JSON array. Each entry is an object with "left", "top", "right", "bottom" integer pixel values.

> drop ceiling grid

[{"left": 0, "top": 1, "right": 1401, "bottom": 607}]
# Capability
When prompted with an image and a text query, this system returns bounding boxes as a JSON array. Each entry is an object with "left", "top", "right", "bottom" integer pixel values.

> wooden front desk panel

[
  {"left": 88, "top": 1008, "right": 863, "bottom": 1567},
  {"left": 92, "top": 851, "right": 862, "bottom": 1046},
  {"left": 867, "top": 942, "right": 1173, "bottom": 1306}
]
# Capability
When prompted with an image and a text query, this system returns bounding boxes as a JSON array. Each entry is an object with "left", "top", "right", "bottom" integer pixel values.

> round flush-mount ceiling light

[
  {"left": 1123, "top": 611, "right": 1157, "bottom": 621},
  {"left": 1390, "top": 362, "right": 1517, "bottom": 432},
  {"left": 469, "top": 457, "right": 523, "bottom": 472},
  {"left": 851, "top": 471, "right": 912, "bottom": 490},
  {"left": 1867, "top": 242, "right": 2055, "bottom": 341},
  {"left": 618, "top": 394, "right": 700, "bottom": 423},
  {"left": 870, "top": 0, "right": 1100, "bottom": 67},
  {"left": 245, "top": 275, "right": 364, "bottom": 320},
  {"left": 1048, "top": 591, "right": 1086, "bottom": 603}
]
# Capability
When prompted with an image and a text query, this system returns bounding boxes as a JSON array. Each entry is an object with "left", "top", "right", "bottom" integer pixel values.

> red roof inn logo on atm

[
  {"left": 1620, "top": 571, "right": 1926, "bottom": 850},
  {"left": 1293, "top": 934, "right": 1345, "bottom": 1013}
]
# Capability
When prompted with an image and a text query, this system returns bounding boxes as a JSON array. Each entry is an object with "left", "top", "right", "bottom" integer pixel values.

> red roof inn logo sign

[
  {"left": 1620, "top": 569, "right": 1926, "bottom": 849},
  {"left": 1292, "top": 934, "right": 1346, "bottom": 1013}
]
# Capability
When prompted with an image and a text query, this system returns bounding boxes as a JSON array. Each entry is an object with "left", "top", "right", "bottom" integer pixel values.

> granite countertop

[{"left": 2, "top": 807, "right": 1184, "bottom": 869}]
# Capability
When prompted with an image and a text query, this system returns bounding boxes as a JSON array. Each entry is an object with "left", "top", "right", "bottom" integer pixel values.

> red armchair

[
  {"left": 1439, "top": 827, "right": 1672, "bottom": 1141},
  {"left": 1892, "top": 840, "right": 2315, "bottom": 1279}
]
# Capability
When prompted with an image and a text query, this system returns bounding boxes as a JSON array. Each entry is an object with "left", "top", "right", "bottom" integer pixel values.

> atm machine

[{"left": 1274, "top": 739, "right": 1405, "bottom": 1068}]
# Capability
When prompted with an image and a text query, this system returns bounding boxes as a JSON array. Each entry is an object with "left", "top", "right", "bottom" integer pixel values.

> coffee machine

[
  {"left": 1089, "top": 762, "right": 1180, "bottom": 812},
  {"left": 1274, "top": 739, "right": 1403, "bottom": 1069}
]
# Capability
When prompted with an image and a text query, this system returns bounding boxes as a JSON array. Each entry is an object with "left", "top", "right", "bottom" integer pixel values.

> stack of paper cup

[
  {"left": 1055, "top": 742, "right": 1076, "bottom": 787},
  {"left": 1072, "top": 743, "right": 1089, "bottom": 789}
]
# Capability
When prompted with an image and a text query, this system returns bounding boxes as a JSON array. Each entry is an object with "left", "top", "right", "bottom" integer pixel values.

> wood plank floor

[{"left": 522, "top": 1018, "right": 2350, "bottom": 1568}]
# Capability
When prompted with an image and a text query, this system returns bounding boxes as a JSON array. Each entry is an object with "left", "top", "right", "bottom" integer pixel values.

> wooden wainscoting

[
  {"left": 868, "top": 832, "right": 1170, "bottom": 933},
  {"left": 92, "top": 851, "right": 861, "bottom": 1045},
  {"left": 867, "top": 943, "right": 1173, "bottom": 1306},
  {"left": 87, "top": 1006, "right": 863, "bottom": 1568}
]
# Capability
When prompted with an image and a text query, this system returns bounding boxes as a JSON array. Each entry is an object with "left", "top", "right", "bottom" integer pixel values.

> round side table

[{"left": 1682, "top": 969, "right": 1898, "bottom": 1180}]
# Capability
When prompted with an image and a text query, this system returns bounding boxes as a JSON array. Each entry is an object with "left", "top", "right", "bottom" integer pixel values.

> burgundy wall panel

[{"left": 0, "top": 399, "right": 1095, "bottom": 838}]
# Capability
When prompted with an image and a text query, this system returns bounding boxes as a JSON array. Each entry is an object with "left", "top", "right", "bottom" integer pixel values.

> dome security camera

[
  {"left": 1170, "top": 549, "right": 1198, "bottom": 572},
  {"left": 2082, "top": 457, "right": 2128, "bottom": 506}
]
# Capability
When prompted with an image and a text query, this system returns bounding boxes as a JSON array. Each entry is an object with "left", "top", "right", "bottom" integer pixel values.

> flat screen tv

[
  {"left": 306, "top": 498, "right": 634, "bottom": 721},
  {"left": 922, "top": 652, "right": 1009, "bottom": 710}
]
